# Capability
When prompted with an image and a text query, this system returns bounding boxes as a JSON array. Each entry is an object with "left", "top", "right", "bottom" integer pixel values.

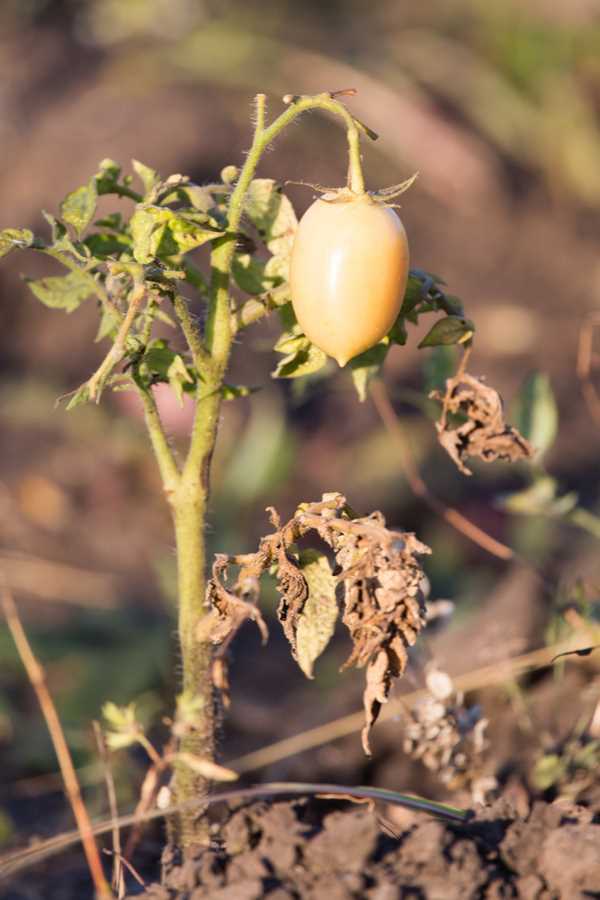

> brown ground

[{"left": 128, "top": 794, "right": 600, "bottom": 900}]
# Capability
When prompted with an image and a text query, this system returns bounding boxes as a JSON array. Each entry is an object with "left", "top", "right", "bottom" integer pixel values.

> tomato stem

[{"left": 168, "top": 90, "right": 371, "bottom": 849}]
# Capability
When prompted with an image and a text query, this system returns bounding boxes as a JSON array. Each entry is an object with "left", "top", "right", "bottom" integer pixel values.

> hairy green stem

[
  {"left": 169, "top": 91, "right": 368, "bottom": 849},
  {"left": 206, "top": 92, "right": 366, "bottom": 367}
]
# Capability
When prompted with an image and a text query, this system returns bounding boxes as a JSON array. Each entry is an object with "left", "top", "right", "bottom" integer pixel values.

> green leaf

[
  {"left": 167, "top": 353, "right": 194, "bottom": 405},
  {"left": 95, "top": 307, "right": 121, "bottom": 342},
  {"left": 273, "top": 330, "right": 305, "bottom": 355},
  {"left": 388, "top": 315, "right": 408, "bottom": 346},
  {"left": 511, "top": 372, "right": 558, "bottom": 459},
  {"left": 272, "top": 343, "right": 327, "bottom": 379},
  {"left": 349, "top": 341, "right": 389, "bottom": 402},
  {"left": 401, "top": 274, "right": 427, "bottom": 316},
  {"left": 130, "top": 207, "right": 169, "bottom": 264},
  {"left": 232, "top": 254, "right": 275, "bottom": 295},
  {"left": 245, "top": 179, "right": 298, "bottom": 256},
  {"left": 296, "top": 550, "right": 338, "bottom": 678},
  {"left": 532, "top": 753, "right": 566, "bottom": 790},
  {"left": 423, "top": 346, "right": 459, "bottom": 394},
  {"left": 141, "top": 339, "right": 194, "bottom": 401},
  {"left": 130, "top": 206, "right": 221, "bottom": 263},
  {"left": 418, "top": 315, "right": 475, "bottom": 348},
  {"left": 264, "top": 252, "right": 291, "bottom": 284},
  {"left": 132, "top": 159, "right": 159, "bottom": 197},
  {"left": 26, "top": 270, "right": 95, "bottom": 312},
  {"left": 0, "top": 228, "right": 34, "bottom": 259},
  {"left": 500, "top": 475, "right": 578, "bottom": 517},
  {"left": 60, "top": 179, "right": 98, "bottom": 237},
  {"left": 167, "top": 213, "right": 223, "bottom": 254},
  {"left": 85, "top": 232, "right": 131, "bottom": 258},
  {"left": 95, "top": 159, "right": 121, "bottom": 195},
  {"left": 102, "top": 701, "right": 141, "bottom": 751},
  {"left": 65, "top": 384, "right": 91, "bottom": 411}
]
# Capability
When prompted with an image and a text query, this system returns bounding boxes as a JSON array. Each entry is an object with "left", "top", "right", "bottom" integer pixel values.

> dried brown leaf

[
  {"left": 431, "top": 371, "right": 534, "bottom": 475},
  {"left": 205, "top": 492, "right": 429, "bottom": 754}
]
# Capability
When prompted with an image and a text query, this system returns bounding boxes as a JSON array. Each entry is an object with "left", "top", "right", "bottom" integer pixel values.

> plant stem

[
  {"left": 168, "top": 91, "right": 370, "bottom": 849},
  {"left": 206, "top": 92, "right": 367, "bottom": 367}
]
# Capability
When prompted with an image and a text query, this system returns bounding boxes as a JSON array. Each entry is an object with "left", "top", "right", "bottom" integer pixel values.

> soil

[{"left": 124, "top": 794, "right": 600, "bottom": 900}]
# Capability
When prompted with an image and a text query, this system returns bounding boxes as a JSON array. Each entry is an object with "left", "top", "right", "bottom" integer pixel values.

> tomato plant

[{"left": 0, "top": 90, "right": 483, "bottom": 861}]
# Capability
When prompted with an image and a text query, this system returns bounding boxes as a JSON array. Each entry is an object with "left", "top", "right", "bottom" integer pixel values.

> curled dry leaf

[
  {"left": 431, "top": 370, "right": 534, "bottom": 475},
  {"left": 205, "top": 492, "right": 430, "bottom": 754},
  {"left": 334, "top": 515, "right": 430, "bottom": 753}
]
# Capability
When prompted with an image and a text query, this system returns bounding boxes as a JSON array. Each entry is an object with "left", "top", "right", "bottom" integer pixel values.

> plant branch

[
  {"left": 1, "top": 582, "right": 111, "bottom": 899},
  {"left": 93, "top": 722, "right": 124, "bottom": 899},
  {"left": 206, "top": 91, "right": 369, "bottom": 368},
  {"left": 134, "top": 385, "right": 180, "bottom": 494},
  {"left": 87, "top": 281, "right": 146, "bottom": 402},
  {"left": 172, "top": 294, "right": 211, "bottom": 373}
]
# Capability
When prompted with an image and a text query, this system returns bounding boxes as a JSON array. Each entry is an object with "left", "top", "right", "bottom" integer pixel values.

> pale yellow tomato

[{"left": 289, "top": 192, "right": 409, "bottom": 366}]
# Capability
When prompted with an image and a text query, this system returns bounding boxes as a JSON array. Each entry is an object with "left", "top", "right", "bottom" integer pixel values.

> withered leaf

[
  {"left": 204, "top": 492, "right": 430, "bottom": 755},
  {"left": 431, "top": 370, "right": 534, "bottom": 475},
  {"left": 204, "top": 554, "right": 268, "bottom": 647},
  {"left": 295, "top": 549, "right": 339, "bottom": 679}
]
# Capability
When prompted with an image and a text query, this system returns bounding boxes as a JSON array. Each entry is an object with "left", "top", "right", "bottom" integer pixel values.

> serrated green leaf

[
  {"left": 85, "top": 232, "right": 131, "bottom": 258},
  {"left": 231, "top": 254, "right": 269, "bottom": 294},
  {"left": 65, "top": 384, "right": 91, "bottom": 411},
  {"left": 245, "top": 179, "right": 298, "bottom": 256},
  {"left": 95, "top": 307, "right": 121, "bottom": 342},
  {"left": 349, "top": 341, "right": 389, "bottom": 402},
  {"left": 296, "top": 549, "right": 338, "bottom": 678},
  {"left": 130, "top": 206, "right": 221, "bottom": 263},
  {"left": 95, "top": 159, "right": 121, "bottom": 195},
  {"left": 142, "top": 339, "right": 178, "bottom": 378},
  {"left": 27, "top": 270, "right": 95, "bottom": 312},
  {"left": 130, "top": 207, "right": 169, "bottom": 264},
  {"left": 272, "top": 344, "right": 327, "bottom": 379},
  {"left": 418, "top": 315, "right": 475, "bottom": 348},
  {"left": 60, "top": 179, "right": 98, "bottom": 237},
  {"left": 511, "top": 372, "right": 558, "bottom": 459},
  {"left": 132, "top": 159, "right": 159, "bottom": 197},
  {"left": 0, "top": 228, "right": 34, "bottom": 259},
  {"left": 167, "top": 213, "right": 222, "bottom": 254}
]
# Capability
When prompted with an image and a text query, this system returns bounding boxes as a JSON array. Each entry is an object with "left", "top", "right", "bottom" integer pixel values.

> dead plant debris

[
  {"left": 431, "top": 369, "right": 534, "bottom": 476},
  {"left": 203, "top": 492, "right": 431, "bottom": 754}
]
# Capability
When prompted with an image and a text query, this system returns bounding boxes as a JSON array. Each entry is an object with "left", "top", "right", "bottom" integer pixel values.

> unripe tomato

[{"left": 289, "top": 192, "right": 409, "bottom": 366}]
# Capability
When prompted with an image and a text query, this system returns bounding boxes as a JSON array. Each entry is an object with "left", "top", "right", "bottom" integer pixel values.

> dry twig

[
  {"left": 93, "top": 722, "right": 124, "bottom": 898},
  {"left": 0, "top": 582, "right": 111, "bottom": 898}
]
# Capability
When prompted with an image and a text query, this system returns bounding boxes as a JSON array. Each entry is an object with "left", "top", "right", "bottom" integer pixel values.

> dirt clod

[{"left": 127, "top": 793, "right": 600, "bottom": 899}]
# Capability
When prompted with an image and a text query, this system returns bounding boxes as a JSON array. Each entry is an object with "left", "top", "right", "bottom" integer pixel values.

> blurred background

[{"left": 2, "top": 0, "right": 600, "bottom": 870}]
